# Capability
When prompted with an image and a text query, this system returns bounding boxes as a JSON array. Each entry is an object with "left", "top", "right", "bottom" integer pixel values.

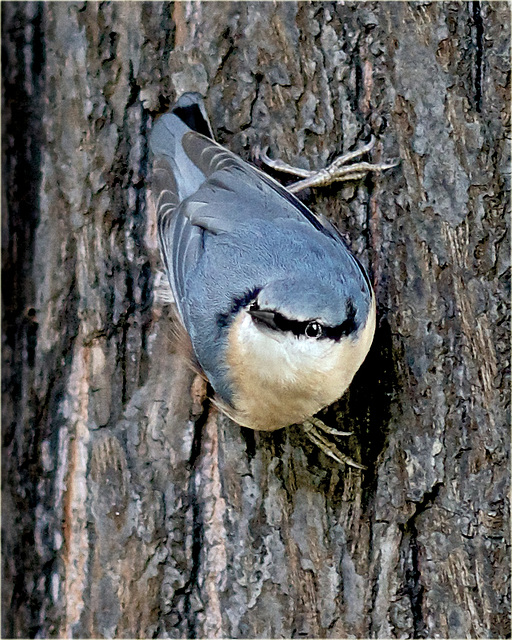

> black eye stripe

[
  {"left": 246, "top": 297, "right": 359, "bottom": 340},
  {"left": 273, "top": 312, "right": 311, "bottom": 336},
  {"left": 323, "top": 318, "right": 357, "bottom": 340},
  {"left": 217, "top": 287, "right": 262, "bottom": 329},
  {"left": 273, "top": 312, "right": 357, "bottom": 340}
]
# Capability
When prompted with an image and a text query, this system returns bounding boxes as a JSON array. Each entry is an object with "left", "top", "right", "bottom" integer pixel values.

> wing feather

[
  {"left": 151, "top": 95, "right": 367, "bottom": 335},
  {"left": 181, "top": 132, "right": 337, "bottom": 238}
]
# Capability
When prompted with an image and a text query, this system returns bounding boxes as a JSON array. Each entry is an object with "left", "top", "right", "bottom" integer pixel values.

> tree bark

[{"left": 2, "top": 2, "right": 510, "bottom": 638}]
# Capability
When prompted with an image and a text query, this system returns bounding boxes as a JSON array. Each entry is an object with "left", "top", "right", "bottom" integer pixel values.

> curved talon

[
  {"left": 366, "top": 135, "right": 376, "bottom": 151},
  {"left": 258, "top": 147, "right": 313, "bottom": 179},
  {"left": 303, "top": 417, "right": 352, "bottom": 437},
  {"left": 331, "top": 136, "right": 376, "bottom": 167},
  {"left": 319, "top": 427, "right": 353, "bottom": 437},
  {"left": 300, "top": 418, "right": 366, "bottom": 469}
]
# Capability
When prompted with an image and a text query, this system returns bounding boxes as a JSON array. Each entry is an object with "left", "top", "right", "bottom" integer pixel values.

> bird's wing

[
  {"left": 180, "top": 131, "right": 338, "bottom": 238},
  {"left": 183, "top": 133, "right": 372, "bottom": 295},
  {"left": 151, "top": 108, "right": 356, "bottom": 325}
]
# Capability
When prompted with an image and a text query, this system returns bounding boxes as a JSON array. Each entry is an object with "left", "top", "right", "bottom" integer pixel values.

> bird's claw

[
  {"left": 257, "top": 137, "right": 399, "bottom": 194},
  {"left": 301, "top": 417, "right": 366, "bottom": 470}
]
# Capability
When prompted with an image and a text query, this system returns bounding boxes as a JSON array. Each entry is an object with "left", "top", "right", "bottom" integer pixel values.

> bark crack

[
  {"left": 182, "top": 387, "right": 211, "bottom": 638},
  {"left": 402, "top": 483, "right": 443, "bottom": 638},
  {"left": 472, "top": 1, "right": 484, "bottom": 113},
  {"left": 405, "top": 519, "right": 426, "bottom": 639}
]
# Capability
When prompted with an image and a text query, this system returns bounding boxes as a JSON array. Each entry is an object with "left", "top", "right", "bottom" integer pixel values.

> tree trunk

[{"left": 2, "top": 2, "right": 509, "bottom": 638}]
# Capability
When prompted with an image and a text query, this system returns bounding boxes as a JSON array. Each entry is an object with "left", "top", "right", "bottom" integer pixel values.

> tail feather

[
  {"left": 149, "top": 92, "right": 213, "bottom": 201},
  {"left": 170, "top": 92, "right": 214, "bottom": 139}
]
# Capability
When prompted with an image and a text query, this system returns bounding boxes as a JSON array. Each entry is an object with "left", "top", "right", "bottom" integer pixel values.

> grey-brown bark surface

[{"left": 2, "top": 2, "right": 510, "bottom": 638}]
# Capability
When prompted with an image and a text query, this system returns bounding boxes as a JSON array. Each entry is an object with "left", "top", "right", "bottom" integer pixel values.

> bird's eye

[{"left": 305, "top": 321, "right": 323, "bottom": 338}]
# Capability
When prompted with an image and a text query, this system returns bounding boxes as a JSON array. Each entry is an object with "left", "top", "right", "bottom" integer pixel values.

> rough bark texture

[{"left": 2, "top": 2, "right": 510, "bottom": 638}]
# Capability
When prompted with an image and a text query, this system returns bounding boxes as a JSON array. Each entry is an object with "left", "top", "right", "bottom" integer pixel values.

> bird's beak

[{"left": 247, "top": 307, "right": 278, "bottom": 331}]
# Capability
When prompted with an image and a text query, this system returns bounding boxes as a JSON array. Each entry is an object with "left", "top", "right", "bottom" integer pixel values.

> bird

[{"left": 149, "top": 92, "right": 394, "bottom": 467}]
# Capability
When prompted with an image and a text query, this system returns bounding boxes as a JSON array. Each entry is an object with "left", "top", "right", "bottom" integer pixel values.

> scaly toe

[{"left": 300, "top": 419, "right": 366, "bottom": 469}]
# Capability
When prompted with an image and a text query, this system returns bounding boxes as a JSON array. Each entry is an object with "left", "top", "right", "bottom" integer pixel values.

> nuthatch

[{"left": 150, "top": 92, "right": 396, "bottom": 468}]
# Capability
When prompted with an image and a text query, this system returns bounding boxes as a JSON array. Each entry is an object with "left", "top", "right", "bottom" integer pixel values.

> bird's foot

[
  {"left": 301, "top": 417, "right": 366, "bottom": 469},
  {"left": 256, "top": 136, "right": 399, "bottom": 194}
]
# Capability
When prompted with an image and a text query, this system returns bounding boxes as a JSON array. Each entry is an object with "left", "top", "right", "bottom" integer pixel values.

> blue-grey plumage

[{"left": 150, "top": 93, "right": 376, "bottom": 431}]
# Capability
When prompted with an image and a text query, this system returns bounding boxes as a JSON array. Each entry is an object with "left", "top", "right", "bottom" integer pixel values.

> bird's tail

[
  {"left": 169, "top": 92, "right": 215, "bottom": 139},
  {"left": 149, "top": 92, "right": 214, "bottom": 201}
]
